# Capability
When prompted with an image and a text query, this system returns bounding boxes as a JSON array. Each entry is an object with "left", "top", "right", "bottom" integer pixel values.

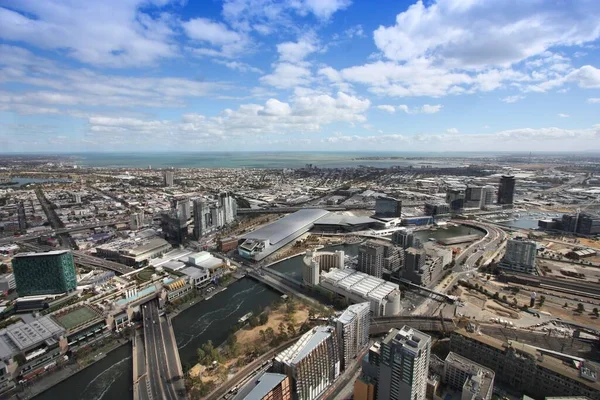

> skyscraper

[
  {"left": 377, "top": 326, "right": 431, "bottom": 400},
  {"left": 445, "top": 188, "right": 465, "bottom": 212},
  {"left": 303, "top": 258, "right": 320, "bottom": 287},
  {"left": 499, "top": 238, "right": 537, "bottom": 274},
  {"left": 357, "top": 241, "right": 385, "bottom": 278},
  {"left": 130, "top": 212, "right": 144, "bottom": 230},
  {"left": 497, "top": 175, "right": 516, "bottom": 205},
  {"left": 163, "top": 170, "right": 174, "bottom": 187},
  {"left": 12, "top": 250, "right": 77, "bottom": 296},
  {"left": 391, "top": 230, "right": 421, "bottom": 250},
  {"left": 274, "top": 326, "right": 340, "bottom": 400},
  {"left": 481, "top": 186, "right": 495, "bottom": 209},
  {"left": 402, "top": 247, "right": 426, "bottom": 284},
  {"left": 335, "top": 302, "right": 370, "bottom": 370},
  {"left": 193, "top": 199, "right": 210, "bottom": 239},
  {"left": 464, "top": 186, "right": 483, "bottom": 208}
]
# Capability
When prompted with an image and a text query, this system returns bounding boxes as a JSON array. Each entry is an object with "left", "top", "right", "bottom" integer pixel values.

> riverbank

[{"left": 10, "top": 338, "right": 129, "bottom": 400}]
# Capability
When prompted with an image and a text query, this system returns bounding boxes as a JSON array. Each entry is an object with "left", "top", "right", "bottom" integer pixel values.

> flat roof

[
  {"left": 321, "top": 268, "right": 399, "bottom": 302},
  {"left": 314, "top": 214, "right": 375, "bottom": 227},
  {"left": 235, "top": 372, "right": 287, "bottom": 400},
  {"left": 336, "top": 302, "right": 369, "bottom": 324},
  {"left": 14, "top": 250, "right": 70, "bottom": 258},
  {"left": 275, "top": 326, "right": 335, "bottom": 365},
  {"left": 242, "top": 209, "right": 329, "bottom": 245},
  {"left": 52, "top": 304, "right": 102, "bottom": 331},
  {"left": 0, "top": 316, "right": 64, "bottom": 359}
]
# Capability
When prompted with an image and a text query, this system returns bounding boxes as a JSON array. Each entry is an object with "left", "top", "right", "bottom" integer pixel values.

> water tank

[{"left": 384, "top": 290, "right": 402, "bottom": 316}]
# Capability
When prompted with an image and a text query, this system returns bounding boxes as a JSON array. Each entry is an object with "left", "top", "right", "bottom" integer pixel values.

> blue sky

[{"left": 1, "top": 0, "right": 600, "bottom": 153}]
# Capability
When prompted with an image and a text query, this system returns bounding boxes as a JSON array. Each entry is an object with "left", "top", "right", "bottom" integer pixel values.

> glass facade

[{"left": 12, "top": 251, "right": 77, "bottom": 296}]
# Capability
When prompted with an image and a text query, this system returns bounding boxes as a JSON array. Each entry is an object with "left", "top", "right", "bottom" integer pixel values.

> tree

[
  {"left": 512, "top": 298, "right": 518, "bottom": 307},
  {"left": 0, "top": 264, "right": 8, "bottom": 274},
  {"left": 502, "top": 295, "right": 508, "bottom": 302},
  {"left": 593, "top": 308, "right": 599, "bottom": 318},
  {"left": 308, "top": 308, "right": 315, "bottom": 320},
  {"left": 493, "top": 292, "right": 499, "bottom": 300},
  {"left": 287, "top": 323, "right": 296, "bottom": 337},
  {"left": 248, "top": 315, "right": 260, "bottom": 328},
  {"left": 564, "top": 302, "right": 569, "bottom": 308},
  {"left": 259, "top": 313, "right": 268, "bottom": 325},
  {"left": 13, "top": 353, "right": 26, "bottom": 366},
  {"left": 226, "top": 334, "right": 237, "bottom": 348},
  {"left": 259, "top": 329, "right": 266, "bottom": 342},
  {"left": 278, "top": 322, "right": 286, "bottom": 337},
  {"left": 577, "top": 303, "right": 585, "bottom": 313},
  {"left": 538, "top": 295, "right": 546, "bottom": 307},
  {"left": 265, "top": 327, "right": 275, "bottom": 340}
]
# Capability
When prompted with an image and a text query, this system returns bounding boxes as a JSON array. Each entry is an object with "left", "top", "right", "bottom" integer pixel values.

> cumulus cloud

[
  {"left": 0, "top": 1, "right": 179, "bottom": 67},
  {"left": 373, "top": 0, "right": 600, "bottom": 69},
  {"left": 501, "top": 95, "right": 525, "bottom": 103},
  {"left": 557, "top": 113, "right": 570, "bottom": 118},
  {"left": 376, "top": 105, "right": 396, "bottom": 113},
  {"left": 183, "top": 17, "right": 248, "bottom": 58},
  {"left": 396, "top": 104, "right": 443, "bottom": 114}
]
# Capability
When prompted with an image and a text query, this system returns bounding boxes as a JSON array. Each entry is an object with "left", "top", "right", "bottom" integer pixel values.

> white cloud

[
  {"left": 277, "top": 37, "right": 319, "bottom": 63},
  {"left": 294, "top": 0, "right": 352, "bottom": 20},
  {"left": 184, "top": 18, "right": 249, "bottom": 58},
  {"left": 557, "top": 113, "right": 570, "bottom": 118},
  {"left": 501, "top": 95, "right": 525, "bottom": 103},
  {"left": 0, "top": 1, "right": 178, "bottom": 67},
  {"left": 396, "top": 104, "right": 442, "bottom": 114},
  {"left": 446, "top": 128, "right": 459, "bottom": 134},
  {"left": 260, "top": 63, "right": 312, "bottom": 89},
  {"left": 214, "top": 60, "right": 263, "bottom": 73},
  {"left": 373, "top": 0, "right": 600, "bottom": 69},
  {"left": 376, "top": 105, "right": 396, "bottom": 113},
  {"left": 87, "top": 92, "right": 371, "bottom": 143},
  {"left": 588, "top": 98, "right": 600, "bottom": 103}
]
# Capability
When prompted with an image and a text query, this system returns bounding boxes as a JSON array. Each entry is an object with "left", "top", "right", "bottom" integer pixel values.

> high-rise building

[
  {"left": 130, "top": 212, "right": 144, "bottom": 230},
  {"left": 377, "top": 326, "right": 431, "bottom": 400},
  {"left": 274, "top": 326, "right": 340, "bottom": 400},
  {"left": 173, "top": 198, "right": 191, "bottom": 221},
  {"left": 561, "top": 213, "right": 600, "bottom": 235},
  {"left": 391, "top": 230, "right": 421, "bottom": 250},
  {"left": 446, "top": 189, "right": 465, "bottom": 212},
  {"left": 233, "top": 372, "right": 292, "bottom": 400},
  {"left": 17, "top": 201, "right": 27, "bottom": 232},
  {"left": 161, "top": 212, "right": 188, "bottom": 245},
  {"left": 497, "top": 175, "right": 516, "bottom": 205},
  {"left": 481, "top": 186, "right": 495, "bottom": 209},
  {"left": 303, "top": 258, "right": 320, "bottom": 287},
  {"left": 335, "top": 302, "right": 370, "bottom": 370},
  {"left": 163, "top": 170, "right": 174, "bottom": 187},
  {"left": 444, "top": 352, "right": 495, "bottom": 400},
  {"left": 12, "top": 250, "right": 77, "bottom": 296},
  {"left": 375, "top": 197, "right": 402, "bottom": 218},
  {"left": 357, "top": 241, "right": 385, "bottom": 278},
  {"left": 464, "top": 186, "right": 483, "bottom": 208},
  {"left": 220, "top": 192, "right": 238, "bottom": 224},
  {"left": 193, "top": 199, "right": 210, "bottom": 239},
  {"left": 424, "top": 202, "right": 450, "bottom": 216},
  {"left": 499, "top": 238, "right": 537, "bottom": 274},
  {"left": 402, "top": 247, "right": 426, "bottom": 284}
]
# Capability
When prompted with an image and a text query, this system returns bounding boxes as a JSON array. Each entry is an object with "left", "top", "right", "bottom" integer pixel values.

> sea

[{"left": 48, "top": 151, "right": 482, "bottom": 169}]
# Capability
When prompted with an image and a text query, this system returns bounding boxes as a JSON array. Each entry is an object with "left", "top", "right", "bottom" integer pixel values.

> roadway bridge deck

[{"left": 369, "top": 316, "right": 456, "bottom": 335}]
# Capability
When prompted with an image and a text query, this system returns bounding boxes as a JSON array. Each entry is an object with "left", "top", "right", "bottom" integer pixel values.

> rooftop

[
  {"left": 336, "top": 302, "right": 370, "bottom": 324},
  {"left": 321, "top": 268, "right": 400, "bottom": 301},
  {"left": 0, "top": 316, "right": 65, "bottom": 359},
  {"left": 14, "top": 250, "right": 70, "bottom": 258},
  {"left": 234, "top": 372, "right": 287, "bottom": 400},
  {"left": 383, "top": 325, "right": 431, "bottom": 352},
  {"left": 241, "top": 209, "right": 329, "bottom": 245},
  {"left": 275, "top": 325, "right": 335, "bottom": 365}
]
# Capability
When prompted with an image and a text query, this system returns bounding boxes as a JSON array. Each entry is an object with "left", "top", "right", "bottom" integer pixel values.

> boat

[{"left": 238, "top": 312, "right": 253, "bottom": 324}]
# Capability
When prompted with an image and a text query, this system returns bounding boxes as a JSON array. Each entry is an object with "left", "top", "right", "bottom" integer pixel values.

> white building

[
  {"left": 320, "top": 268, "right": 401, "bottom": 316},
  {"left": 335, "top": 302, "right": 370, "bottom": 370},
  {"left": 444, "top": 352, "right": 495, "bottom": 400},
  {"left": 499, "top": 238, "right": 537, "bottom": 274}
]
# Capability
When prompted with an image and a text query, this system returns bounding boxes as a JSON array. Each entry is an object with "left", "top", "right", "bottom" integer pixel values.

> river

[{"left": 34, "top": 278, "right": 281, "bottom": 400}]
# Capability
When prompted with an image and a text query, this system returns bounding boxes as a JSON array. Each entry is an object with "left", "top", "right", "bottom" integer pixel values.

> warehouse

[{"left": 238, "top": 209, "right": 330, "bottom": 261}]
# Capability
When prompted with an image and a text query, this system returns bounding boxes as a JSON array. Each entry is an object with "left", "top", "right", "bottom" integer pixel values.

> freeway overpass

[{"left": 369, "top": 316, "right": 456, "bottom": 335}]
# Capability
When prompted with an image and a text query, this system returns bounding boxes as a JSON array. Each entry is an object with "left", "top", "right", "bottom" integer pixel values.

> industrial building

[
  {"left": 450, "top": 328, "right": 600, "bottom": 400},
  {"left": 96, "top": 235, "right": 172, "bottom": 266},
  {"left": 362, "top": 326, "right": 432, "bottom": 400},
  {"left": 274, "top": 325, "right": 340, "bottom": 400},
  {"left": 233, "top": 372, "right": 292, "bottom": 400},
  {"left": 12, "top": 250, "right": 77, "bottom": 297},
  {"left": 499, "top": 238, "right": 537, "bottom": 274},
  {"left": 239, "top": 209, "right": 329, "bottom": 261},
  {"left": 444, "top": 352, "right": 495, "bottom": 400},
  {"left": 335, "top": 302, "right": 370, "bottom": 370},
  {"left": 319, "top": 268, "right": 401, "bottom": 317}
]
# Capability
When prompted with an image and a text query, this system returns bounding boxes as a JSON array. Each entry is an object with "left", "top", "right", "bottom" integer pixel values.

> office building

[
  {"left": 402, "top": 247, "right": 427, "bottom": 284},
  {"left": 335, "top": 302, "right": 370, "bottom": 370},
  {"left": 444, "top": 352, "right": 495, "bottom": 400},
  {"left": 233, "top": 372, "right": 291, "bottom": 400},
  {"left": 561, "top": 213, "right": 600, "bottom": 235},
  {"left": 465, "top": 186, "right": 483, "bottom": 208},
  {"left": 239, "top": 209, "right": 329, "bottom": 261},
  {"left": 172, "top": 197, "right": 191, "bottom": 221},
  {"left": 446, "top": 188, "right": 465, "bottom": 212},
  {"left": 274, "top": 326, "right": 340, "bottom": 400},
  {"left": 450, "top": 328, "right": 600, "bottom": 400},
  {"left": 193, "top": 199, "right": 210, "bottom": 239},
  {"left": 320, "top": 268, "right": 401, "bottom": 317},
  {"left": 130, "top": 212, "right": 144, "bottom": 230},
  {"left": 391, "top": 230, "right": 421, "bottom": 250},
  {"left": 481, "top": 186, "right": 495, "bottom": 209},
  {"left": 375, "top": 197, "right": 402, "bottom": 218},
  {"left": 499, "top": 238, "right": 537, "bottom": 274},
  {"left": 377, "top": 326, "right": 431, "bottom": 400},
  {"left": 424, "top": 202, "right": 450, "bottom": 217},
  {"left": 357, "top": 241, "right": 384, "bottom": 278},
  {"left": 497, "top": 175, "right": 516, "bottom": 205},
  {"left": 12, "top": 251, "right": 77, "bottom": 296},
  {"left": 163, "top": 170, "right": 174, "bottom": 187},
  {"left": 160, "top": 212, "right": 188, "bottom": 245}
]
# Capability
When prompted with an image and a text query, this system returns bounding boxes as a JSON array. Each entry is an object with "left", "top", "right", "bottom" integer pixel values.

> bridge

[
  {"left": 369, "top": 315, "right": 456, "bottom": 335},
  {"left": 136, "top": 299, "right": 186, "bottom": 400}
]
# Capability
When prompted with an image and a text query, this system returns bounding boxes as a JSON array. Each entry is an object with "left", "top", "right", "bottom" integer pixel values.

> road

[{"left": 142, "top": 300, "right": 186, "bottom": 400}]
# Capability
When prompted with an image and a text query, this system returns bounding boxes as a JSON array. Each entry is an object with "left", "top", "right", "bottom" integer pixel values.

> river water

[{"left": 34, "top": 278, "right": 281, "bottom": 400}]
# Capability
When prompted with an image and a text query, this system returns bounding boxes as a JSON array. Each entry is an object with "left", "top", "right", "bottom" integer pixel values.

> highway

[{"left": 142, "top": 300, "right": 186, "bottom": 400}]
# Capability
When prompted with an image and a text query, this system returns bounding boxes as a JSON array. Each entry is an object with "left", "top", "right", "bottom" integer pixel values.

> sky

[{"left": 1, "top": 0, "right": 600, "bottom": 153}]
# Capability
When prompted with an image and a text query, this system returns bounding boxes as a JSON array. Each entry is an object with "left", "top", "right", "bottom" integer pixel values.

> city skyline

[{"left": 1, "top": 0, "right": 600, "bottom": 153}]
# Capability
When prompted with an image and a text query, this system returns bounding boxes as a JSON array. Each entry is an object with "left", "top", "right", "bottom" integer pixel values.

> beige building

[{"left": 444, "top": 352, "right": 494, "bottom": 400}]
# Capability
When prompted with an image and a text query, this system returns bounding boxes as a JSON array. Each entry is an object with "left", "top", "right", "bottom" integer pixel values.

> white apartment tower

[{"left": 335, "top": 302, "right": 370, "bottom": 370}]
